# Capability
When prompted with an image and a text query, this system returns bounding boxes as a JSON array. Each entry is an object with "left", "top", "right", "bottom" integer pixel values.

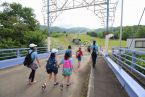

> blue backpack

[
  {"left": 92, "top": 45, "right": 98, "bottom": 54},
  {"left": 46, "top": 57, "right": 56, "bottom": 70}
]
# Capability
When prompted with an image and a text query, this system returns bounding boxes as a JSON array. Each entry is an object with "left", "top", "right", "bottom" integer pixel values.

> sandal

[
  {"left": 54, "top": 82, "right": 59, "bottom": 86},
  {"left": 66, "top": 83, "right": 71, "bottom": 87},
  {"left": 42, "top": 83, "right": 46, "bottom": 90},
  {"left": 60, "top": 84, "right": 63, "bottom": 91}
]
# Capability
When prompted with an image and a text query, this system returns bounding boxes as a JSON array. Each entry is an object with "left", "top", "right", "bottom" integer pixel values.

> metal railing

[
  {"left": 112, "top": 48, "right": 145, "bottom": 86},
  {"left": 0, "top": 47, "right": 48, "bottom": 61}
]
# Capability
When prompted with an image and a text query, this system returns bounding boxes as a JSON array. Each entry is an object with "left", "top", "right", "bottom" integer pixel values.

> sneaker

[
  {"left": 42, "top": 83, "right": 46, "bottom": 91},
  {"left": 54, "top": 82, "right": 59, "bottom": 86},
  {"left": 30, "top": 80, "right": 37, "bottom": 85}
]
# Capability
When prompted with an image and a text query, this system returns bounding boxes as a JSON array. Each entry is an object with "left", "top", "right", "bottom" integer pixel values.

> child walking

[
  {"left": 42, "top": 49, "right": 59, "bottom": 90},
  {"left": 76, "top": 47, "right": 83, "bottom": 69},
  {"left": 59, "top": 53, "right": 74, "bottom": 91}
]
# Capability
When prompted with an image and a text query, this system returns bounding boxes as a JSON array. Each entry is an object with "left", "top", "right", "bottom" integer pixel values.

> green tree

[
  {"left": 0, "top": 2, "right": 46, "bottom": 48},
  {"left": 23, "top": 31, "right": 47, "bottom": 47}
]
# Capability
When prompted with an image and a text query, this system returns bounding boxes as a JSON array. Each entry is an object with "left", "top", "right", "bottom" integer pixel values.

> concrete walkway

[
  {"left": 94, "top": 56, "right": 129, "bottom": 97},
  {"left": 0, "top": 51, "right": 130, "bottom": 97},
  {"left": 0, "top": 54, "right": 90, "bottom": 97}
]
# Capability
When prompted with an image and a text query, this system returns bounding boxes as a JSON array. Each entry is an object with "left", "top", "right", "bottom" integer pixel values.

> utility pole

[
  {"left": 47, "top": 0, "right": 51, "bottom": 52},
  {"left": 106, "top": 0, "right": 109, "bottom": 33},
  {"left": 119, "top": 0, "right": 124, "bottom": 47},
  {"left": 105, "top": 0, "right": 109, "bottom": 56}
]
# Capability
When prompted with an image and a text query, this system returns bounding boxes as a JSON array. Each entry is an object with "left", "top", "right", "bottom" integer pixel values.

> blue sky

[{"left": 1, "top": 0, "right": 145, "bottom": 29}]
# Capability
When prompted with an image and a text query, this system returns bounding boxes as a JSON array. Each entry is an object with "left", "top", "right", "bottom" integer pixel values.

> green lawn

[{"left": 50, "top": 33, "right": 126, "bottom": 50}]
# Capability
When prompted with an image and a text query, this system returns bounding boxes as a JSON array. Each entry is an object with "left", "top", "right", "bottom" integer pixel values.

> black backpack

[{"left": 23, "top": 51, "right": 34, "bottom": 68}]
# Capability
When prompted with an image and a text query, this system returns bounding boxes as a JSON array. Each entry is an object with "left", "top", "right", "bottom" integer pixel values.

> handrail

[
  {"left": 0, "top": 49, "right": 65, "bottom": 69},
  {"left": 112, "top": 47, "right": 145, "bottom": 86},
  {"left": 0, "top": 47, "right": 48, "bottom": 61},
  {"left": 113, "top": 53, "right": 145, "bottom": 71},
  {"left": 101, "top": 50, "right": 145, "bottom": 97}
]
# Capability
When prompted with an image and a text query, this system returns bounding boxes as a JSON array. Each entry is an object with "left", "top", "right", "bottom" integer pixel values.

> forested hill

[
  {"left": 40, "top": 25, "right": 145, "bottom": 41},
  {"left": 40, "top": 25, "right": 91, "bottom": 33}
]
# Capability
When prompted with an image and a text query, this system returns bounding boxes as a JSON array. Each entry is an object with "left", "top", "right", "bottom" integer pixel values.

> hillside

[
  {"left": 40, "top": 25, "right": 91, "bottom": 33},
  {"left": 50, "top": 33, "right": 126, "bottom": 50}
]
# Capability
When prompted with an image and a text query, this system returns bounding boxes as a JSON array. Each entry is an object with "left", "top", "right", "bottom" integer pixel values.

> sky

[{"left": 0, "top": 0, "right": 145, "bottom": 29}]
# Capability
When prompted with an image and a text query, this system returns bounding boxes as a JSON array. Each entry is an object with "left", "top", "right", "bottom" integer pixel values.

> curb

[{"left": 87, "top": 66, "right": 94, "bottom": 97}]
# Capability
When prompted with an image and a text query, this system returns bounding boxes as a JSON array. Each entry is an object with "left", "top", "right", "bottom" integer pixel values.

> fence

[
  {"left": 0, "top": 47, "right": 48, "bottom": 61},
  {"left": 112, "top": 48, "right": 145, "bottom": 86},
  {"left": 0, "top": 47, "right": 65, "bottom": 69}
]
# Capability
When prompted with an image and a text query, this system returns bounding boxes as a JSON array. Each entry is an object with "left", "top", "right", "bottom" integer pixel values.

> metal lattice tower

[
  {"left": 41, "top": 0, "right": 119, "bottom": 50},
  {"left": 42, "top": 0, "right": 118, "bottom": 29}
]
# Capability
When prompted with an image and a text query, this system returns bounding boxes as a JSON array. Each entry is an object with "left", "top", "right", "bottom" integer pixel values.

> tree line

[
  {"left": 87, "top": 25, "right": 145, "bottom": 40},
  {"left": 0, "top": 2, "right": 47, "bottom": 49}
]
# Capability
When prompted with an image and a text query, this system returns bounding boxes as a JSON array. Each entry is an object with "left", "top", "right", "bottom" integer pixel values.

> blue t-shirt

[
  {"left": 90, "top": 45, "right": 98, "bottom": 54},
  {"left": 60, "top": 58, "right": 74, "bottom": 65},
  {"left": 28, "top": 50, "right": 38, "bottom": 62},
  {"left": 65, "top": 49, "right": 72, "bottom": 57}
]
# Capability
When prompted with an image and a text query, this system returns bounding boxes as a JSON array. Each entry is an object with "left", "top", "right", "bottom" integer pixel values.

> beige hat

[{"left": 29, "top": 43, "right": 37, "bottom": 48}]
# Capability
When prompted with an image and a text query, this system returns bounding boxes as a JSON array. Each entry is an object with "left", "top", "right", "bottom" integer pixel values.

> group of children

[
  {"left": 41, "top": 45, "right": 83, "bottom": 91},
  {"left": 27, "top": 40, "right": 98, "bottom": 92}
]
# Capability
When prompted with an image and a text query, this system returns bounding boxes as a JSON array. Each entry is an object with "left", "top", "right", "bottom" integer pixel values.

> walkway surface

[
  {"left": 0, "top": 50, "right": 129, "bottom": 97},
  {"left": 0, "top": 54, "right": 90, "bottom": 97},
  {"left": 94, "top": 56, "right": 129, "bottom": 97}
]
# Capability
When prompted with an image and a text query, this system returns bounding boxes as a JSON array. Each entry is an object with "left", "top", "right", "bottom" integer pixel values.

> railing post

[
  {"left": 36, "top": 48, "right": 38, "bottom": 53},
  {"left": 119, "top": 48, "right": 122, "bottom": 60},
  {"left": 117, "top": 48, "right": 122, "bottom": 68},
  {"left": 46, "top": 47, "right": 49, "bottom": 53},
  {"left": 16, "top": 49, "right": 20, "bottom": 58},
  {"left": 132, "top": 51, "right": 136, "bottom": 68},
  {"left": 112, "top": 48, "right": 114, "bottom": 56}
]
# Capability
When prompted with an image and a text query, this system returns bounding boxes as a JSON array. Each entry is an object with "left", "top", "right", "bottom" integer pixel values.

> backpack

[
  {"left": 92, "top": 45, "right": 98, "bottom": 54},
  {"left": 63, "top": 60, "right": 72, "bottom": 69},
  {"left": 23, "top": 51, "right": 34, "bottom": 68},
  {"left": 46, "top": 57, "right": 56, "bottom": 70}
]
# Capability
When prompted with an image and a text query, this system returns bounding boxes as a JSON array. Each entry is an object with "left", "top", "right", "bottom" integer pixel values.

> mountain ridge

[{"left": 40, "top": 25, "right": 93, "bottom": 33}]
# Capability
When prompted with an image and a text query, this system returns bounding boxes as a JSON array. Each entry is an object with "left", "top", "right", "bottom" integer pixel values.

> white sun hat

[
  {"left": 51, "top": 48, "right": 58, "bottom": 53},
  {"left": 29, "top": 43, "right": 37, "bottom": 48}
]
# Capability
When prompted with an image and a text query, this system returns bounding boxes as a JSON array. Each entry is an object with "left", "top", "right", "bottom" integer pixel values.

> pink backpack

[{"left": 63, "top": 60, "right": 72, "bottom": 69}]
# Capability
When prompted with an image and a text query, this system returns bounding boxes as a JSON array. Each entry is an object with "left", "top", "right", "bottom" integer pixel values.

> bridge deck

[
  {"left": 0, "top": 54, "right": 128, "bottom": 97},
  {"left": 94, "top": 56, "right": 128, "bottom": 97}
]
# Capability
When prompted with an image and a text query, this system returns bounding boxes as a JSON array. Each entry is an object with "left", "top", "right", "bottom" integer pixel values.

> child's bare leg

[
  {"left": 42, "top": 73, "right": 52, "bottom": 90},
  {"left": 60, "top": 76, "right": 67, "bottom": 90},
  {"left": 67, "top": 76, "right": 70, "bottom": 86},
  {"left": 54, "top": 73, "right": 57, "bottom": 83},
  {"left": 63, "top": 76, "right": 67, "bottom": 85},
  {"left": 78, "top": 61, "right": 81, "bottom": 68},
  {"left": 46, "top": 73, "right": 52, "bottom": 84},
  {"left": 54, "top": 73, "right": 59, "bottom": 85}
]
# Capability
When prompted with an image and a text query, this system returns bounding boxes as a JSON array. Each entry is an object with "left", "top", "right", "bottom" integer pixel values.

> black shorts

[
  {"left": 46, "top": 68, "right": 58, "bottom": 74},
  {"left": 77, "top": 56, "right": 81, "bottom": 61}
]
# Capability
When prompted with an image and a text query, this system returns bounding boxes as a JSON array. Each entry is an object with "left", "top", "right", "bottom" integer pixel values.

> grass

[{"left": 50, "top": 33, "right": 126, "bottom": 50}]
